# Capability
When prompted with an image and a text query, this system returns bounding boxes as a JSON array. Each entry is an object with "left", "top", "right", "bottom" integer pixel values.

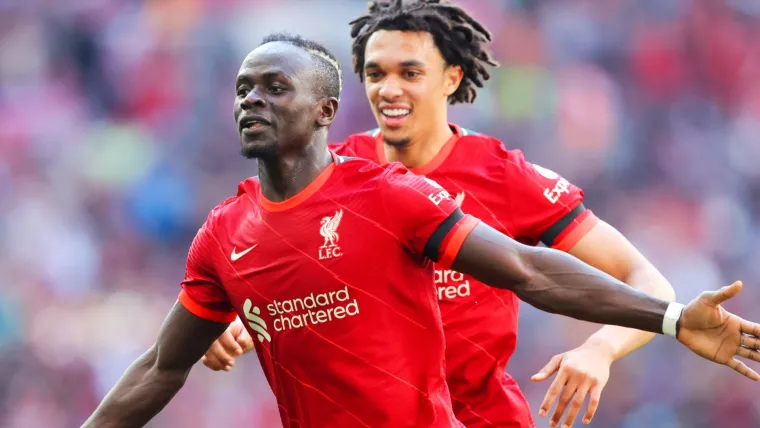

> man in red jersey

[
  {"left": 83, "top": 33, "right": 760, "bottom": 428},
  {"left": 202, "top": 2, "right": 702, "bottom": 428}
]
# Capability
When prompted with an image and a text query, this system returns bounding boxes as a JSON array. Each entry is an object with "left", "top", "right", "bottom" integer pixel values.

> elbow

[{"left": 147, "top": 346, "right": 191, "bottom": 389}]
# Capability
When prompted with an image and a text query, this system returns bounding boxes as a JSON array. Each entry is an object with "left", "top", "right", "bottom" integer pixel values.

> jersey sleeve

[
  {"left": 178, "top": 212, "right": 237, "bottom": 323},
  {"left": 379, "top": 163, "right": 480, "bottom": 268},
  {"left": 506, "top": 151, "right": 598, "bottom": 251}
]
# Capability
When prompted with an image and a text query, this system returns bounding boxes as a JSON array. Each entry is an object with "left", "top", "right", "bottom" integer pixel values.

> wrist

[
  {"left": 662, "top": 302, "right": 685, "bottom": 338},
  {"left": 582, "top": 335, "right": 619, "bottom": 362}
]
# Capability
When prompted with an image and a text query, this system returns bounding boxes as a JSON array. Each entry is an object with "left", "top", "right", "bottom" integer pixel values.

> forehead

[
  {"left": 364, "top": 30, "right": 443, "bottom": 67},
  {"left": 237, "top": 42, "right": 314, "bottom": 80}
]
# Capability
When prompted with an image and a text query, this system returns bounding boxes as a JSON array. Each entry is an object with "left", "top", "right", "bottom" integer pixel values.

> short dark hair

[
  {"left": 260, "top": 32, "right": 343, "bottom": 100},
  {"left": 349, "top": 0, "right": 498, "bottom": 104}
]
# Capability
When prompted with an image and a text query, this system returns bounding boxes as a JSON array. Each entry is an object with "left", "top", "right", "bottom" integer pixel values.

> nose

[
  {"left": 378, "top": 77, "right": 403, "bottom": 100},
  {"left": 241, "top": 88, "right": 266, "bottom": 110}
]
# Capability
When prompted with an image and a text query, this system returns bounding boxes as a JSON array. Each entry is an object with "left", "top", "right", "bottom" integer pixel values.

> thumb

[
  {"left": 532, "top": 354, "right": 562, "bottom": 382},
  {"left": 706, "top": 281, "right": 743, "bottom": 306}
]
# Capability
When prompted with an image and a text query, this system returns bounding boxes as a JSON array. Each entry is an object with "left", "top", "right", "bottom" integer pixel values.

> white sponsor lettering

[
  {"left": 266, "top": 286, "right": 360, "bottom": 331},
  {"left": 434, "top": 269, "right": 471, "bottom": 300},
  {"left": 543, "top": 177, "right": 570, "bottom": 204}
]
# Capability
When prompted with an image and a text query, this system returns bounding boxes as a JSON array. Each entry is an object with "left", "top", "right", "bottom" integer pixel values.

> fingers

[
  {"left": 550, "top": 380, "right": 578, "bottom": 428},
  {"left": 562, "top": 382, "right": 590, "bottom": 428},
  {"left": 538, "top": 369, "right": 567, "bottom": 418},
  {"left": 737, "top": 346, "right": 760, "bottom": 363},
  {"left": 202, "top": 341, "right": 231, "bottom": 371},
  {"left": 741, "top": 335, "right": 760, "bottom": 351},
  {"left": 707, "top": 281, "right": 743, "bottom": 306},
  {"left": 582, "top": 383, "right": 602, "bottom": 424},
  {"left": 532, "top": 354, "right": 563, "bottom": 382},
  {"left": 219, "top": 328, "right": 244, "bottom": 356},
  {"left": 236, "top": 329, "right": 255, "bottom": 353},
  {"left": 205, "top": 331, "right": 238, "bottom": 371},
  {"left": 740, "top": 320, "right": 760, "bottom": 339},
  {"left": 727, "top": 357, "right": 760, "bottom": 381}
]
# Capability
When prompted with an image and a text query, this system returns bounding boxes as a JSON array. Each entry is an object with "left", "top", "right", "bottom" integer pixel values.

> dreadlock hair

[
  {"left": 349, "top": 0, "right": 498, "bottom": 104},
  {"left": 260, "top": 32, "right": 343, "bottom": 100}
]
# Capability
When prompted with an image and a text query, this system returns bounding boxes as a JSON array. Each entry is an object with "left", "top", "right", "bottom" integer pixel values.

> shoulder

[
  {"left": 201, "top": 177, "right": 258, "bottom": 231},
  {"left": 330, "top": 129, "right": 378, "bottom": 156},
  {"left": 453, "top": 127, "right": 534, "bottom": 177}
]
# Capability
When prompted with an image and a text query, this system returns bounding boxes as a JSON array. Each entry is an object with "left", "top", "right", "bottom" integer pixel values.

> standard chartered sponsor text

[
  {"left": 268, "top": 286, "right": 360, "bottom": 331},
  {"left": 435, "top": 269, "right": 471, "bottom": 300}
]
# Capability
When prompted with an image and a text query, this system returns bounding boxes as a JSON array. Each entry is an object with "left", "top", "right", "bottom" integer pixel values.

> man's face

[
  {"left": 233, "top": 42, "right": 323, "bottom": 159},
  {"left": 363, "top": 30, "right": 462, "bottom": 146}
]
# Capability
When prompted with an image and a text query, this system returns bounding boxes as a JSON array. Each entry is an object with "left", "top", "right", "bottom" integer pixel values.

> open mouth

[
  {"left": 239, "top": 117, "right": 270, "bottom": 132},
  {"left": 381, "top": 108, "right": 411, "bottom": 119}
]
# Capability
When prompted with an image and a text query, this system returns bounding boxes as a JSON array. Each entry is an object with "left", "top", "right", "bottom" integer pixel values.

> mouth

[
  {"left": 239, "top": 116, "right": 271, "bottom": 133},
  {"left": 379, "top": 107, "right": 411, "bottom": 129}
]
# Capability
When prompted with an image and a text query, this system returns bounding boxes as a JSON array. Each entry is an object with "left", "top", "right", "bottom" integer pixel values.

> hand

[
  {"left": 201, "top": 317, "right": 254, "bottom": 371},
  {"left": 531, "top": 342, "right": 613, "bottom": 428},
  {"left": 677, "top": 281, "right": 760, "bottom": 380}
]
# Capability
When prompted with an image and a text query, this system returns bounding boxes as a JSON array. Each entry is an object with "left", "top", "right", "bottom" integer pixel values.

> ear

[
  {"left": 444, "top": 65, "right": 464, "bottom": 97},
  {"left": 316, "top": 97, "right": 339, "bottom": 127}
]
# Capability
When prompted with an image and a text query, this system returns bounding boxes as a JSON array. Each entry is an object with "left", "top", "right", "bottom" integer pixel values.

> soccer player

[
  {"left": 83, "top": 34, "right": 760, "bottom": 428},
  {"left": 202, "top": 1, "right": 721, "bottom": 427}
]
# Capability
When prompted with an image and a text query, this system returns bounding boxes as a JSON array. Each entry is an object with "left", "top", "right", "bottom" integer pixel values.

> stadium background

[{"left": 2, "top": 0, "right": 760, "bottom": 426}]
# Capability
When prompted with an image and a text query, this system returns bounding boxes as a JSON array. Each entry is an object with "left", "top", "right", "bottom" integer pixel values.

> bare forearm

[
  {"left": 453, "top": 224, "right": 673, "bottom": 334},
  {"left": 584, "top": 264, "right": 675, "bottom": 359},
  {"left": 516, "top": 247, "right": 671, "bottom": 333},
  {"left": 82, "top": 348, "right": 189, "bottom": 428}
]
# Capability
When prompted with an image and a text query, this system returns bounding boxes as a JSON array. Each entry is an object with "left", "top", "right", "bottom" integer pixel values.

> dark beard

[
  {"left": 383, "top": 137, "right": 411, "bottom": 147},
  {"left": 240, "top": 141, "right": 277, "bottom": 160}
]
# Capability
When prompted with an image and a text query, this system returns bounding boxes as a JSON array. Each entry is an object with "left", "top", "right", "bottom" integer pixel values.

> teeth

[{"left": 382, "top": 108, "right": 410, "bottom": 117}]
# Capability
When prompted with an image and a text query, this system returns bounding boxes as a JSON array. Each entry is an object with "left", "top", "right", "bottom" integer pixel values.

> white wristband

[{"left": 662, "top": 302, "right": 685, "bottom": 337}]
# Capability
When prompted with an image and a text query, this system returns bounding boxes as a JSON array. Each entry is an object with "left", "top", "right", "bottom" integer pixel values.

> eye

[
  {"left": 269, "top": 85, "right": 286, "bottom": 94},
  {"left": 365, "top": 71, "right": 382, "bottom": 80},
  {"left": 236, "top": 87, "right": 248, "bottom": 97},
  {"left": 404, "top": 70, "right": 420, "bottom": 78}
]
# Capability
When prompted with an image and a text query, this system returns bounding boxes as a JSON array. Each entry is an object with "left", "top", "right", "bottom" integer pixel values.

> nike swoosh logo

[{"left": 231, "top": 244, "right": 258, "bottom": 261}]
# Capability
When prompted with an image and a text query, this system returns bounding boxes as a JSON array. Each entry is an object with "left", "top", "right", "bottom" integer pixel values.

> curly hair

[{"left": 349, "top": 0, "right": 498, "bottom": 104}]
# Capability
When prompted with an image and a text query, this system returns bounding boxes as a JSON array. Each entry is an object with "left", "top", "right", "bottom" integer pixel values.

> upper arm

[
  {"left": 153, "top": 302, "right": 231, "bottom": 372},
  {"left": 566, "top": 220, "right": 645, "bottom": 281},
  {"left": 567, "top": 219, "right": 674, "bottom": 299},
  {"left": 450, "top": 221, "right": 536, "bottom": 288},
  {"left": 505, "top": 153, "right": 597, "bottom": 249},
  {"left": 379, "top": 164, "right": 479, "bottom": 266},
  {"left": 178, "top": 215, "right": 237, "bottom": 323}
]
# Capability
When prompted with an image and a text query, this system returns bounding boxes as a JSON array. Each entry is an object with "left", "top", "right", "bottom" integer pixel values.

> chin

[
  {"left": 381, "top": 130, "right": 411, "bottom": 147},
  {"left": 240, "top": 140, "right": 278, "bottom": 159}
]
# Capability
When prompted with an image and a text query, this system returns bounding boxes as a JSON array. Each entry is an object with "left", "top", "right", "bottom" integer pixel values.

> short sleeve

[
  {"left": 379, "top": 163, "right": 480, "bottom": 268},
  {"left": 178, "top": 215, "right": 237, "bottom": 323},
  {"left": 506, "top": 151, "right": 598, "bottom": 250}
]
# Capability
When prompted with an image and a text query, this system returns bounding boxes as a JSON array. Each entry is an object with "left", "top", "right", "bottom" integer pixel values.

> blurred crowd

[{"left": 2, "top": 0, "right": 760, "bottom": 426}]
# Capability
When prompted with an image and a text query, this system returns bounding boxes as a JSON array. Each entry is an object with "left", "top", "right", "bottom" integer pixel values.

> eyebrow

[
  {"left": 364, "top": 60, "right": 426, "bottom": 69},
  {"left": 235, "top": 70, "right": 289, "bottom": 86}
]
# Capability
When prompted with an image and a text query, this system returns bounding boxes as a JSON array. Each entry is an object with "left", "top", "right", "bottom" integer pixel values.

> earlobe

[
  {"left": 446, "top": 66, "right": 464, "bottom": 97},
  {"left": 317, "top": 98, "right": 339, "bottom": 127}
]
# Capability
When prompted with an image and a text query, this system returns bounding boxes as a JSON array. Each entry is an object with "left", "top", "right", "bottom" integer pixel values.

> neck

[
  {"left": 257, "top": 137, "right": 333, "bottom": 203},
  {"left": 384, "top": 120, "right": 453, "bottom": 169}
]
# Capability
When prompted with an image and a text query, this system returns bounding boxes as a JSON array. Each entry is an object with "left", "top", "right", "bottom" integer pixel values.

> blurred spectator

[{"left": 2, "top": 0, "right": 760, "bottom": 426}]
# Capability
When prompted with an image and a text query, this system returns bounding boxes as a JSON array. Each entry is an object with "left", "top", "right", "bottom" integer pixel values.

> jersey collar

[{"left": 374, "top": 123, "right": 462, "bottom": 175}]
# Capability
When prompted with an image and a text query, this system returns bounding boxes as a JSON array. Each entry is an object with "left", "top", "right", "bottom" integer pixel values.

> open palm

[{"left": 677, "top": 281, "right": 760, "bottom": 380}]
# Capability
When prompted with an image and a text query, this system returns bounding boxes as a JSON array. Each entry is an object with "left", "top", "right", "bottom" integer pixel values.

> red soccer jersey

[
  {"left": 331, "top": 124, "right": 599, "bottom": 427},
  {"left": 178, "top": 152, "right": 480, "bottom": 428}
]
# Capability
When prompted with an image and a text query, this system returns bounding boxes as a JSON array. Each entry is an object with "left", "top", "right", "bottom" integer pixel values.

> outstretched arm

[
  {"left": 82, "top": 303, "right": 229, "bottom": 428},
  {"left": 565, "top": 220, "right": 675, "bottom": 359},
  {"left": 452, "top": 221, "right": 670, "bottom": 331}
]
